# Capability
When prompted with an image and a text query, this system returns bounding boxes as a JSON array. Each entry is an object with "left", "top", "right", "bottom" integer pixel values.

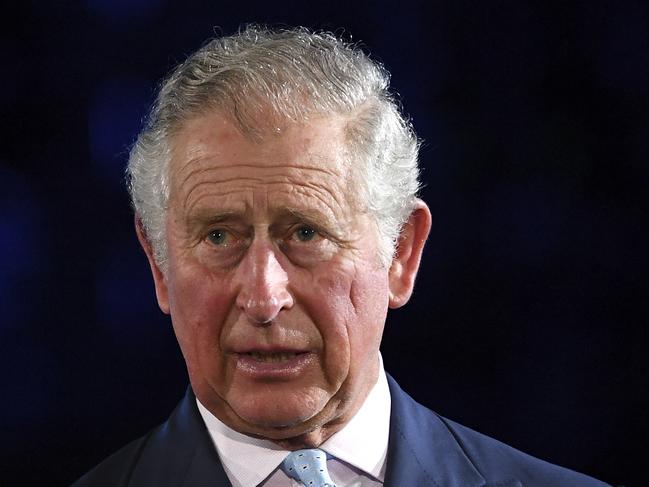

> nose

[{"left": 235, "top": 240, "right": 294, "bottom": 324}]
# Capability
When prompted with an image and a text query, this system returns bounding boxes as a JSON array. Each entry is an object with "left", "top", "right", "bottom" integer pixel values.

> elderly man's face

[{"left": 139, "top": 111, "right": 429, "bottom": 445}]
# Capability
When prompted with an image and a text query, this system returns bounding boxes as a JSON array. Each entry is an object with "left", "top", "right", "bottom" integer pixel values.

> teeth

[{"left": 249, "top": 352, "right": 298, "bottom": 362}]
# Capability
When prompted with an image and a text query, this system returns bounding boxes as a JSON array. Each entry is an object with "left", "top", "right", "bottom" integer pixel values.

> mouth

[
  {"left": 245, "top": 351, "right": 307, "bottom": 363},
  {"left": 233, "top": 350, "right": 314, "bottom": 378}
]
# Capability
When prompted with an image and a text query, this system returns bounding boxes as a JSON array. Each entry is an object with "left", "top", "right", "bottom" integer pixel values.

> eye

[
  {"left": 293, "top": 226, "right": 317, "bottom": 242},
  {"left": 207, "top": 229, "right": 229, "bottom": 246}
]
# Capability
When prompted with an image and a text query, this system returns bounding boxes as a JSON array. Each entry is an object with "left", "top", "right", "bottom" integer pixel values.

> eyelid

[
  {"left": 306, "top": 224, "right": 343, "bottom": 245},
  {"left": 285, "top": 222, "right": 325, "bottom": 239},
  {"left": 289, "top": 225, "right": 320, "bottom": 242},
  {"left": 204, "top": 226, "right": 248, "bottom": 247}
]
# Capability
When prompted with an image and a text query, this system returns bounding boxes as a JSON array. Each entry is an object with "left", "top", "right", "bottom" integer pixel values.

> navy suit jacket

[{"left": 73, "top": 376, "right": 609, "bottom": 486}]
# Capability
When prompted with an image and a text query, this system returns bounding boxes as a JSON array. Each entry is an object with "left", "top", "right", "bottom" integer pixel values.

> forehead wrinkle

[
  {"left": 181, "top": 178, "right": 260, "bottom": 215},
  {"left": 175, "top": 160, "right": 341, "bottom": 187},
  {"left": 179, "top": 163, "right": 345, "bottom": 206},
  {"left": 183, "top": 186, "right": 257, "bottom": 219},
  {"left": 184, "top": 181, "right": 334, "bottom": 224},
  {"left": 181, "top": 172, "right": 326, "bottom": 216},
  {"left": 175, "top": 161, "right": 342, "bottom": 199},
  {"left": 171, "top": 153, "right": 216, "bottom": 190},
  {"left": 174, "top": 165, "right": 232, "bottom": 196},
  {"left": 182, "top": 175, "right": 265, "bottom": 203},
  {"left": 184, "top": 192, "right": 338, "bottom": 233},
  {"left": 182, "top": 177, "right": 325, "bottom": 219},
  {"left": 184, "top": 180, "right": 343, "bottom": 231},
  {"left": 277, "top": 184, "right": 342, "bottom": 225},
  {"left": 226, "top": 162, "right": 343, "bottom": 177},
  {"left": 286, "top": 176, "right": 345, "bottom": 214}
]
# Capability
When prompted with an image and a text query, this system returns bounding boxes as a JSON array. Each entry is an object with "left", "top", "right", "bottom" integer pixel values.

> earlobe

[
  {"left": 135, "top": 216, "right": 170, "bottom": 314},
  {"left": 388, "top": 199, "right": 432, "bottom": 309}
]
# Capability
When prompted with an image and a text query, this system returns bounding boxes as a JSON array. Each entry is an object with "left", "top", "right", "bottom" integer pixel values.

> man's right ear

[{"left": 135, "top": 216, "right": 170, "bottom": 314}]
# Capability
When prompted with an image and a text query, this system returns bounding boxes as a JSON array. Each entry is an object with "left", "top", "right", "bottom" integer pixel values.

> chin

[{"left": 231, "top": 387, "right": 333, "bottom": 432}]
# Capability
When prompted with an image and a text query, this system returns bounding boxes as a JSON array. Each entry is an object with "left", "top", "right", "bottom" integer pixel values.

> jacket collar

[
  {"left": 129, "top": 387, "right": 231, "bottom": 486},
  {"left": 139, "top": 380, "right": 520, "bottom": 487},
  {"left": 385, "top": 374, "right": 488, "bottom": 487}
]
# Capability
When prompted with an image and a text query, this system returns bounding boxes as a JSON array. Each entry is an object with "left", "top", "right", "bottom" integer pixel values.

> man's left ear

[{"left": 388, "top": 199, "right": 432, "bottom": 309}]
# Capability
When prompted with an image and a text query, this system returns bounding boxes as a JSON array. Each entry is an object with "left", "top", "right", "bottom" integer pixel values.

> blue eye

[
  {"left": 295, "top": 226, "right": 316, "bottom": 242},
  {"left": 207, "top": 229, "right": 228, "bottom": 246}
]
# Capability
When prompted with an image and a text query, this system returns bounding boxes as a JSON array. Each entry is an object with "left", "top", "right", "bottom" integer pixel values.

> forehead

[{"left": 167, "top": 112, "right": 356, "bottom": 220}]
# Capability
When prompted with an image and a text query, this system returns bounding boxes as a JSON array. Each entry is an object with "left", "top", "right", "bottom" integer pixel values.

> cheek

[
  {"left": 350, "top": 265, "right": 390, "bottom": 314},
  {"left": 310, "top": 265, "right": 357, "bottom": 334},
  {"left": 348, "top": 265, "right": 390, "bottom": 349},
  {"left": 302, "top": 260, "right": 389, "bottom": 378},
  {"left": 166, "top": 263, "right": 235, "bottom": 373}
]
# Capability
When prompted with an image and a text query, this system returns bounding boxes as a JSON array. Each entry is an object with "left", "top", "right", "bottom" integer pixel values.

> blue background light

[{"left": 88, "top": 76, "right": 152, "bottom": 185}]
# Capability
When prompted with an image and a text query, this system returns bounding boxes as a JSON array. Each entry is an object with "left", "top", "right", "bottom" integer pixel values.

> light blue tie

[{"left": 281, "top": 449, "right": 336, "bottom": 487}]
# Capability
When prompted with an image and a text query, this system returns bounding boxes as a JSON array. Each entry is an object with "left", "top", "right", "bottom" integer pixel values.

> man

[{"left": 74, "top": 27, "right": 609, "bottom": 486}]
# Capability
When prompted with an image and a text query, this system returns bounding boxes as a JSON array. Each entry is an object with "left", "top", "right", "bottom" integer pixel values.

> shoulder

[
  {"left": 438, "top": 415, "right": 610, "bottom": 487},
  {"left": 386, "top": 375, "right": 609, "bottom": 487},
  {"left": 71, "top": 430, "right": 156, "bottom": 487},
  {"left": 71, "top": 388, "right": 226, "bottom": 486}
]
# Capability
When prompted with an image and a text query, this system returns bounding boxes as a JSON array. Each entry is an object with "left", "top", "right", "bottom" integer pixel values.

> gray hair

[{"left": 127, "top": 26, "right": 421, "bottom": 270}]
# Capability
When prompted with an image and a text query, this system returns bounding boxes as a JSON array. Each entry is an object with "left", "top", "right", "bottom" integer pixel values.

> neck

[{"left": 268, "top": 414, "right": 348, "bottom": 450}]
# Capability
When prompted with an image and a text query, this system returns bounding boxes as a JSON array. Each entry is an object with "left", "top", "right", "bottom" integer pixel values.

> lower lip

[{"left": 234, "top": 352, "right": 315, "bottom": 379}]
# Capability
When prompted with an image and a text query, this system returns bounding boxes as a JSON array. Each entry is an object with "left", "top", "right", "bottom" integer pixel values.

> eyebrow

[
  {"left": 275, "top": 207, "right": 333, "bottom": 226},
  {"left": 185, "top": 209, "right": 241, "bottom": 231},
  {"left": 185, "top": 206, "right": 340, "bottom": 232}
]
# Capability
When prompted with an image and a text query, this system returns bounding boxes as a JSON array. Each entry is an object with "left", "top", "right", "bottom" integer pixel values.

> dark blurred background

[{"left": 2, "top": 1, "right": 647, "bottom": 485}]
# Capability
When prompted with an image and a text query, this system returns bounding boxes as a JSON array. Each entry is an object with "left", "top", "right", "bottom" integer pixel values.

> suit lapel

[
  {"left": 384, "top": 375, "right": 486, "bottom": 487},
  {"left": 180, "top": 434, "right": 231, "bottom": 487},
  {"left": 129, "top": 388, "right": 232, "bottom": 486}
]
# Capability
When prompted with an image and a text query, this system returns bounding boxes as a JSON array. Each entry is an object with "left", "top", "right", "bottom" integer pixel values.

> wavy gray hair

[{"left": 127, "top": 26, "right": 421, "bottom": 270}]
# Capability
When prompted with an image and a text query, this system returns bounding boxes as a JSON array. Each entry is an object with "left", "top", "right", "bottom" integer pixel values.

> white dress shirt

[{"left": 197, "top": 358, "right": 391, "bottom": 487}]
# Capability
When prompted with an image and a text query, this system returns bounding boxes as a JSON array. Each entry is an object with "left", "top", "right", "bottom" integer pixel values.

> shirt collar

[
  {"left": 320, "top": 361, "right": 391, "bottom": 480},
  {"left": 197, "top": 356, "right": 391, "bottom": 486}
]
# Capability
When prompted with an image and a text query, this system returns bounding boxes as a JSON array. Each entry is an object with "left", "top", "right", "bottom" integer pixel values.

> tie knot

[{"left": 281, "top": 449, "right": 336, "bottom": 487}]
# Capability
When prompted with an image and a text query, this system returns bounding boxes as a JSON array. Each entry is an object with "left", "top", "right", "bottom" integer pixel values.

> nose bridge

[{"left": 236, "top": 236, "right": 293, "bottom": 323}]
